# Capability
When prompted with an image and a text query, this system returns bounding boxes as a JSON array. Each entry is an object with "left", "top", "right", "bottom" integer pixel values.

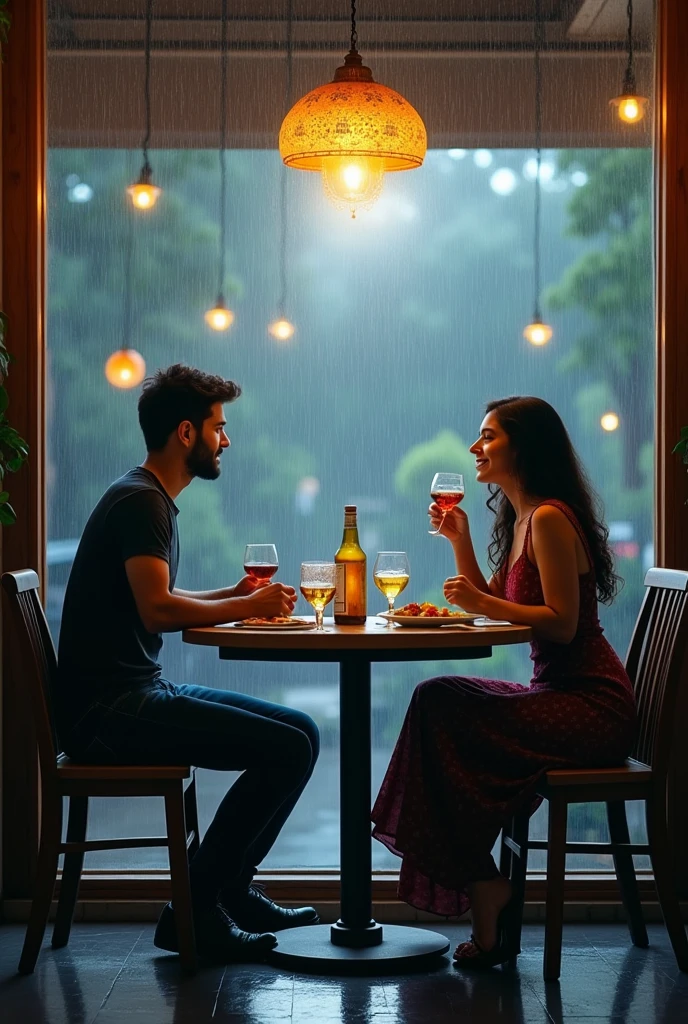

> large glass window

[{"left": 47, "top": 5, "right": 654, "bottom": 873}]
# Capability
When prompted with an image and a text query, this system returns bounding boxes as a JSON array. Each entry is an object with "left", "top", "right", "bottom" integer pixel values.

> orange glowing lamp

[{"left": 105, "top": 349, "right": 146, "bottom": 389}]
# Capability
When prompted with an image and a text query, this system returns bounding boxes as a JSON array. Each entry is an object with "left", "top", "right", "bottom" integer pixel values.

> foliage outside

[{"left": 0, "top": 314, "right": 29, "bottom": 525}]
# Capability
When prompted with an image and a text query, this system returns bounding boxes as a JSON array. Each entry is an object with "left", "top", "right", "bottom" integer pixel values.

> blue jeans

[{"left": 65, "top": 679, "right": 320, "bottom": 910}]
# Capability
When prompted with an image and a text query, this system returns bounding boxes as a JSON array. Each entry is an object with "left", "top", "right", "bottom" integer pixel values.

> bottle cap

[{"left": 344, "top": 504, "right": 357, "bottom": 513}]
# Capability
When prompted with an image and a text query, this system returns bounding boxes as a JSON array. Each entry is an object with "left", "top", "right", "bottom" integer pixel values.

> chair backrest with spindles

[
  {"left": 2, "top": 569, "right": 61, "bottom": 781},
  {"left": 625, "top": 567, "right": 688, "bottom": 774}
]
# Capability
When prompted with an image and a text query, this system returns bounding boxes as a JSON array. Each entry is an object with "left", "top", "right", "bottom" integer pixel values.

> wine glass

[
  {"left": 374, "top": 552, "right": 410, "bottom": 620},
  {"left": 244, "top": 543, "right": 279, "bottom": 583},
  {"left": 428, "top": 473, "right": 464, "bottom": 536},
  {"left": 300, "top": 561, "right": 337, "bottom": 631}
]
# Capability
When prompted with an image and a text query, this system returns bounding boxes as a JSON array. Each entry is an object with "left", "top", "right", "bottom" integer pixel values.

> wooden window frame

[{"left": 2, "top": 0, "right": 687, "bottom": 904}]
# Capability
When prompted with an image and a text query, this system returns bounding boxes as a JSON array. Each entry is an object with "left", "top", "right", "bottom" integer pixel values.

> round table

[{"left": 183, "top": 616, "right": 531, "bottom": 973}]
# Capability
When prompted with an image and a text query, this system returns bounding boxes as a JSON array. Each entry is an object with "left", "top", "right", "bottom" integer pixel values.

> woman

[{"left": 371, "top": 396, "right": 636, "bottom": 968}]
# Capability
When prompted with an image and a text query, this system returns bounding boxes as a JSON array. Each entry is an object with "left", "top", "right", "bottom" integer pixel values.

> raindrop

[
  {"left": 473, "top": 149, "right": 493, "bottom": 169},
  {"left": 447, "top": 148, "right": 467, "bottom": 161},
  {"left": 571, "top": 170, "right": 589, "bottom": 187}
]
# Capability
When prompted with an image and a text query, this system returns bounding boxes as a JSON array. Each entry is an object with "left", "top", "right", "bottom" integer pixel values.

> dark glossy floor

[{"left": 1, "top": 922, "right": 687, "bottom": 1023}]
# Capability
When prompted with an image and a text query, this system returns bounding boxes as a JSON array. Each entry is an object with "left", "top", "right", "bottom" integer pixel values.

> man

[{"left": 57, "top": 364, "right": 320, "bottom": 962}]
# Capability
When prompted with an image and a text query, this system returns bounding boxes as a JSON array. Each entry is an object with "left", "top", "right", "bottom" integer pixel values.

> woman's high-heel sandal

[{"left": 453, "top": 895, "right": 522, "bottom": 970}]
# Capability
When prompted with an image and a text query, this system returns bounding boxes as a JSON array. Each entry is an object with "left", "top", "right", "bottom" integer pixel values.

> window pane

[{"left": 47, "top": 8, "right": 654, "bottom": 873}]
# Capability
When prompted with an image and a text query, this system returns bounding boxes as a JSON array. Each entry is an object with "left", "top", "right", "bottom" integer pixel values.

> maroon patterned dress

[{"left": 371, "top": 500, "right": 637, "bottom": 917}]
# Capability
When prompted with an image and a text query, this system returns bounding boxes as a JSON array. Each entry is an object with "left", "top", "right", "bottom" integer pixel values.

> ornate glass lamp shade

[
  {"left": 279, "top": 50, "right": 426, "bottom": 213},
  {"left": 105, "top": 348, "right": 146, "bottom": 389}
]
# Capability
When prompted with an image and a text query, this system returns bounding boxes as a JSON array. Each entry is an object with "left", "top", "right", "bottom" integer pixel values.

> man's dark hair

[{"left": 138, "top": 364, "right": 241, "bottom": 451}]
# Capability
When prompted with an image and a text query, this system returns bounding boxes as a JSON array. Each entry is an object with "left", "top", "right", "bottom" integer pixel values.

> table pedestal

[{"left": 268, "top": 658, "right": 450, "bottom": 973}]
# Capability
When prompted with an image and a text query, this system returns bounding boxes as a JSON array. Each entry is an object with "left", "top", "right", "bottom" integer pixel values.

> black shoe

[
  {"left": 221, "top": 883, "right": 319, "bottom": 933},
  {"left": 153, "top": 902, "right": 277, "bottom": 963}
]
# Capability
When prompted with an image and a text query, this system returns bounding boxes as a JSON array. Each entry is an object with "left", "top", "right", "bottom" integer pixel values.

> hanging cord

[
  {"left": 350, "top": 0, "right": 357, "bottom": 52},
  {"left": 624, "top": 0, "right": 636, "bottom": 90},
  {"left": 142, "top": 0, "right": 153, "bottom": 173},
  {"left": 532, "top": 0, "right": 543, "bottom": 321},
  {"left": 278, "top": 0, "right": 294, "bottom": 315},
  {"left": 122, "top": 192, "right": 135, "bottom": 349},
  {"left": 218, "top": 0, "right": 228, "bottom": 298}
]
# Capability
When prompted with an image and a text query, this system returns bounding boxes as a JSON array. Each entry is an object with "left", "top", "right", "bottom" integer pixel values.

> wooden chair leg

[
  {"left": 52, "top": 796, "right": 88, "bottom": 949},
  {"left": 184, "top": 774, "right": 201, "bottom": 861},
  {"left": 544, "top": 798, "right": 568, "bottom": 981},
  {"left": 606, "top": 800, "right": 648, "bottom": 948},
  {"left": 19, "top": 794, "right": 63, "bottom": 974},
  {"left": 509, "top": 808, "right": 530, "bottom": 968},
  {"left": 646, "top": 790, "right": 688, "bottom": 972},
  {"left": 164, "top": 786, "right": 196, "bottom": 973}
]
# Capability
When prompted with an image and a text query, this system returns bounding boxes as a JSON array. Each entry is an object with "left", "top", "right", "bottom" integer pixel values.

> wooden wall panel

[
  {"left": 1, "top": 0, "right": 46, "bottom": 898},
  {"left": 655, "top": 0, "right": 688, "bottom": 899}
]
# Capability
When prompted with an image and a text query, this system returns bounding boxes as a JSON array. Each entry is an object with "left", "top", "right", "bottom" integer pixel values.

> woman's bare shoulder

[{"left": 530, "top": 503, "right": 578, "bottom": 541}]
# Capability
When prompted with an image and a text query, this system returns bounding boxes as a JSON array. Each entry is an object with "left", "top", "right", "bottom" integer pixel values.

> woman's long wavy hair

[{"left": 484, "top": 396, "right": 621, "bottom": 604}]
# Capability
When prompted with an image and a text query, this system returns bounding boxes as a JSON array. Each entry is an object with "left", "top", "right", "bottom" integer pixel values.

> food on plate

[
  {"left": 239, "top": 616, "right": 309, "bottom": 626},
  {"left": 394, "top": 602, "right": 467, "bottom": 618}
]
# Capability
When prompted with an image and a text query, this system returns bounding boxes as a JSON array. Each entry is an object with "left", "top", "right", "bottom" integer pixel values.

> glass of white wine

[
  {"left": 374, "top": 551, "right": 410, "bottom": 620},
  {"left": 300, "top": 561, "right": 337, "bottom": 632}
]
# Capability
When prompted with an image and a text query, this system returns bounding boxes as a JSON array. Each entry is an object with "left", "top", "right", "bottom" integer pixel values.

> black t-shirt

[{"left": 57, "top": 467, "right": 180, "bottom": 725}]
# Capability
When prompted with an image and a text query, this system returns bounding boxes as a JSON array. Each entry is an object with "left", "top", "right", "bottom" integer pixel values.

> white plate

[
  {"left": 377, "top": 611, "right": 480, "bottom": 628},
  {"left": 233, "top": 620, "right": 316, "bottom": 631}
]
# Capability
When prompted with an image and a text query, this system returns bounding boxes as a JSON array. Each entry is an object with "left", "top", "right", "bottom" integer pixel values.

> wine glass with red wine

[
  {"left": 243, "top": 543, "right": 279, "bottom": 583},
  {"left": 428, "top": 473, "right": 464, "bottom": 536}
]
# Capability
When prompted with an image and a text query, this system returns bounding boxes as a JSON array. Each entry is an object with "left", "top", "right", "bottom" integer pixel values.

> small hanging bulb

[
  {"left": 610, "top": 92, "right": 648, "bottom": 124},
  {"left": 205, "top": 295, "right": 235, "bottom": 332},
  {"left": 600, "top": 412, "right": 620, "bottom": 432},
  {"left": 105, "top": 349, "right": 146, "bottom": 389},
  {"left": 268, "top": 317, "right": 295, "bottom": 342},
  {"left": 126, "top": 163, "right": 162, "bottom": 211},
  {"left": 523, "top": 318, "right": 553, "bottom": 346},
  {"left": 610, "top": 1, "right": 648, "bottom": 124}
]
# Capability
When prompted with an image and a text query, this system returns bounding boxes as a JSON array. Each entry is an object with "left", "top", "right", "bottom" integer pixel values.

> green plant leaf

[
  {"left": 0, "top": 490, "right": 8, "bottom": 502},
  {"left": 6, "top": 456, "right": 25, "bottom": 472},
  {"left": 0, "top": 503, "right": 16, "bottom": 525},
  {"left": 0, "top": 387, "right": 8, "bottom": 414}
]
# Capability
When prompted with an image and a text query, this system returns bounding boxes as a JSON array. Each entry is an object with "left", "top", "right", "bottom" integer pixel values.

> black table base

[
  {"left": 214, "top": 632, "right": 497, "bottom": 971},
  {"left": 267, "top": 923, "right": 450, "bottom": 974}
]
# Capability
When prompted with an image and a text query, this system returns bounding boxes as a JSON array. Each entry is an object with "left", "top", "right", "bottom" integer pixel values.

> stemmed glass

[
  {"left": 428, "top": 473, "right": 464, "bottom": 536},
  {"left": 374, "top": 552, "right": 410, "bottom": 620},
  {"left": 300, "top": 561, "right": 337, "bottom": 631},
  {"left": 244, "top": 544, "right": 279, "bottom": 583}
]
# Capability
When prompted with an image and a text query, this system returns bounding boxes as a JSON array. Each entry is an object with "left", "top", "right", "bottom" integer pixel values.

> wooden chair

[
  {"left": 2, "top": 569, "right": 200, "bottom": 974},
  {"left": 500, "top": 567, "right": 688, "bottom": 980}
]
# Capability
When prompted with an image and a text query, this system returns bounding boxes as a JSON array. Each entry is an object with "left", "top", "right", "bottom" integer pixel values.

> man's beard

[{"left": 186, "top": 436, "right": 222, "bottom": 480}]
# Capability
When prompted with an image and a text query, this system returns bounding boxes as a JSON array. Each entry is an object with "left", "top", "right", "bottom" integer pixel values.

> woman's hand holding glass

[{"left": 428, "top": 501, "right": 469, "bottom": 543}]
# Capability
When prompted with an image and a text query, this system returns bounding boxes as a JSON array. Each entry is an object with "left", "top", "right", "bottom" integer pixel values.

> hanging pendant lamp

[
  {"left": 127, "top": 0, "right": 161, "bottom": 210},
  {"left": 269, "top": 1, "right": 296, "bottom": 342},
  {"left": 610, "top": 0, "right": 648, "bottom": 124},
  {"left": 205, "top": 0, "right": 235, "bottom": 332},
  {"left": 523, "top": 0, "right": 553, "bottom": 348},
  {"left": 106, "top": 203, "right": 146, "bottom": 389},
  {"left": 279, "top": 0, "right": 426, "bottom": 218}
]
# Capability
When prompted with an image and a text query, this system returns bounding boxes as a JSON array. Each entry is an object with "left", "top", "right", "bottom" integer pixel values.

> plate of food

[
  {"left": 378, "top": 602, "right": 480, "bottom": 627},
  {"left": 233, "top": 616, "right": 316, "bottom": 630}
]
